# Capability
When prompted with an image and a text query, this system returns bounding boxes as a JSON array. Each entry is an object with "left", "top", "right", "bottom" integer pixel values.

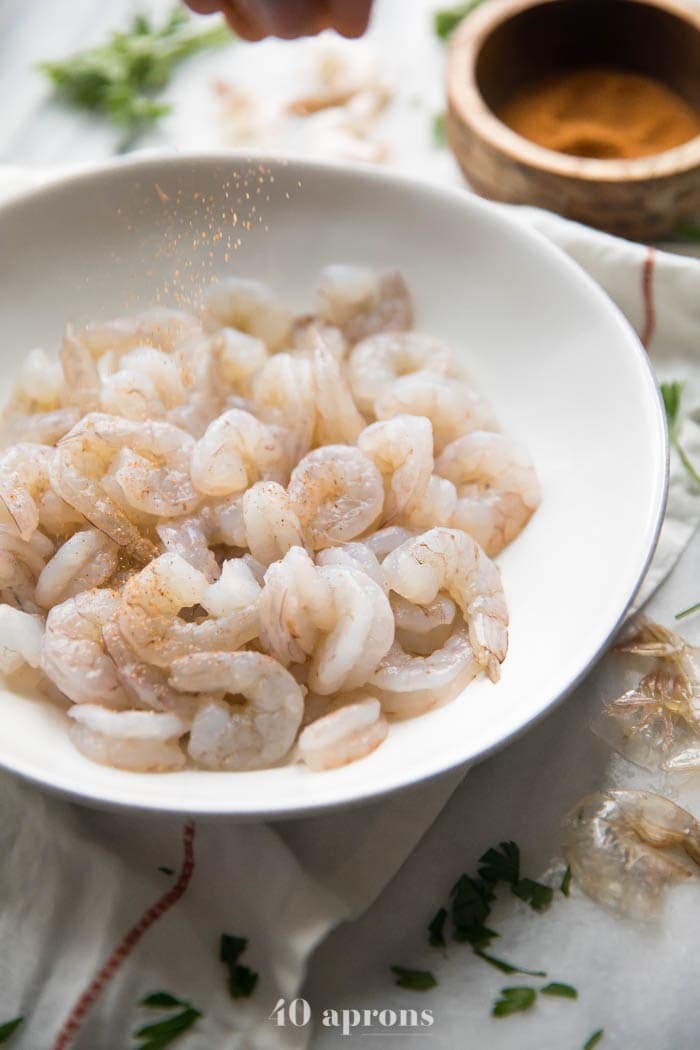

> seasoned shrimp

[
  {"left": 382, "top": 527, "right": 508, "bottom": 681},
  {"left": 311, "top": 334, "right": 366, "bottom": 445},
  {"left": 68, "top": 704, "right": 188, "bottom": 771},
  {"left": 436, "top": 431, "right": 541, "bottom": 555},
  {"left": 299, "top": 697, "right": 388, "bottom": 770},
  {"left": 35, "top": 528, "right": 118, "bottom": 609},
  {"left": 563, "top": 789, "right": 700, "bottom": 919},
  {"left": 190, "top": 408, "right": 283, "bottom": 497},
  {"left": 400, "top": 474, "right": 457, "bottom": 530},
  {"left": 317, "top": 541, "right": 385, "bottom": 590},
  {"left": 15, "top": 348, "right": 65, "bottom": 408},
  {"left": 202, "top": 277, "right": 293, "bottom": 351},
  {"left": 60, "top": 326, "right": 101, "bottom": 413},
  {"left": 288, "top": 445, "right": 383, "bottom": 549},
  {"left": 169, "top": 651, "right": 304, "bottom": 770},
  {"left": 316, "top": 266, "right": 413, "bottom": 345},
  {"left": 101, "top": 347, "right": 186, "bottom": 421},
  {"left": 372, "top": 624, "right": 478, "bottom": 716},
  {"left": 117, "top": 553, "right": 258, "bottom": 668},
  {"left": 0, "top": 526, "right": 53, "bottom": 612},
  {"left": 1, "top": 407, "right": 80, "bottom": 446},
  {"left": 201, "top": 557, "right": 262, "bottom": 618},
  {"left": 0, "top": 606, "right": 44, "bottom": 674},
  {"left": 348, "top": 332, "right": 457, "bottom": 414},
  {"left": 357, "top": 415, "right": 433, "bottom": 522},
  {"left": 156, "top": 516, "right": 219, "bottom": 583},
  {"left": 203, "top": 494, "right": 247, "bottom": 548},
  {"left": 0, "top": 443, "right": 53, "bottom": 540},
  {"left": 364, "top": 525, "right": 417, "bottom": 561},
  {"left": 76, "top": 308, "right": 202, "bottom": 357},
  {"left": 375, "top": 371, "right": 498, "bottom": 453},
  {"left": 242, "top": 481, "right": 304, "bottom": 566},
  {"left": 41, "top": 588, "right": 129, "bottom": 707},
  {"left": 259, "top": 546, "right": 330, "bottom": 666},
  {"left": 213, "top": 327, "right": 269, "bottom": 391},
  {"left": 252, "top": 353, "right": 315, "bottom": 471}
]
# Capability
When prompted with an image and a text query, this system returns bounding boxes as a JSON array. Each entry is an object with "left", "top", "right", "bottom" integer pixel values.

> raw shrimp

[
  {"left": 348, "top": 332, "right": 457, "bottom": 414},
  {"left": 317, "top": 541, "right": 385, "bottom": 590},
  {"left": 201, "top": 557, "right": 261, "bottom": 618},
  {"left": 41, "top": 588, "right": 129, "bottom": 707},
  {"left": 190, "top": 408, "right": 283, "bottom": 497},
  {"left": 299, "top": 697, "right": 388, "bottom": 770},
  {"left": 382, "top": 527, "right": 508, "bottom": 681},
  {"left": 156, "top": 516, "right": 219, "bottom": 583},
  {"left": 60, "top": 326, "right": 101, "bottom": 414},
  {"left": 291, "top": 318, "right": 347, "bottom": 362},
  {"left": 35, "top": 528, "right": 118, "bottom": 609},
  {"left": 213, "top": 327, "right": 269, "bottom": 391},
  {"left": 436, "top": 431, "right": 541, "bottom": 555},
  {"left": 252, "top": 353, "right": 315, "bottom": 471},
  {"left": 203, "top": 494, "right": 246, "bottom": 548},
  {"left": 0, "top": 526, "right": 53, "bottom": 612},
  {"left": 563, "top": 789, "right": 700, "bottom": 919},
  {"left": 357, "top": 415, "right": 433, "bottom": 522},
  {"left": 311, "top": 334, "right": 366, "bottom": 445},
  {"left": 242, "top": 481, "right": 304, "bottom": 565},
  {"left": 364, "top": 526, "right": 417, "bottom": 561},
  {"left": 0, "top": 606, "right": 44, "bottom": 674},
  {"left": 117, "top": 553, "right": 258, "bottom": 668},
  {"left": 400, "top": 474, "right": 457, "bottom": 530},
  {"left": 391, "top": 593, "right": 457, "bottom": 635},
  {"left": 201, "top": 277, "right": 293, "bottom": 351},
  {"left": 316, "top": 266, "right": 413, "bottom": 345},
  {"left": 101, "top": 347, "right": 186, "bottom": 420},
  {"left": 375, "top": 371, "right": 498, "bottom": 453},
  {"left": 76, "top": 308, "right": 202, "bottom": 357},
  {"left": 288, "top": 445, "right": 384, "bottom": 549},
  {"left": 51, "top": 413, "right": 198, "bottom": 561},
  {"left": 259, "top": 548, "right": 394, "bottom": 694},
  {"left": 372, "top": 624, "right": 478, "bottom": 716},
  {"left": 68, "top": 704, "right": 188, "bottom": 771},
  {"left": 15, "top": 348, "right": 65, "bottom": 408},
  {"left": 0, "top": 443, "right": 53, "bottom": 540},
  {"left": 1, "top": 407, "right": 80, "bottom": 446},
  {"left": 169, "top": 650, "right": 304, "bottom": 770}
]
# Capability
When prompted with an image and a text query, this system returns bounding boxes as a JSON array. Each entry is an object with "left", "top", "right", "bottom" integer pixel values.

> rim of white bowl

[{"left": 0, "top": 150, "right": 669, "bottom": 819}]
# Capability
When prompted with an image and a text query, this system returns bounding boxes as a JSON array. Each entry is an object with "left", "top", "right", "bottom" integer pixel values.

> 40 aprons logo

[{"left": 270, "top": 997, "right": 435, "bottom": 1037}]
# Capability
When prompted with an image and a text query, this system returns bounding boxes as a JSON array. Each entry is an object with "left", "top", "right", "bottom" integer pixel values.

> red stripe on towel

[
  {"left": 52, "top": 821, "right": 196, "bottom": 1050},
  {"left": 640, "top": 246, "right": 656, "bottom": 349}
]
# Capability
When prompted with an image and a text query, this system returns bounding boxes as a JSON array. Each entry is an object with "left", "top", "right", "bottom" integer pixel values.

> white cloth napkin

[{"left": 0, "top": 158, "right": 699, "bottom": 1050}]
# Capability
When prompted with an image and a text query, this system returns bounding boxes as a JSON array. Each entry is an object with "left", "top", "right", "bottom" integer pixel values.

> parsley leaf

[
  {"left": 541, "top": 981, "right": 577, "bottom": 999},
  {"left": 140, "top": 992, "right": 184, "bottom": 1009},
  {"left": 427, "top": 906, "right": 447, "bottom": 948},
  {"left": 40, "top": 7, "right": 231, "bottom": 134},
  {"left": 157, "top": 866, "right": 174, "bottom": 875},
  {"left": 492, "top": 986, "right": 537, "bottom": 1017},
  {"left": 560, "top": 865, "right": 572, "bottom": 896},
  {"left": 474, "top": 950, "right": 546, "bottom": 977},
  {"left": 478, "top": 841, "right": 520, "bottom": 886},
  {"left": 450, "top": 874, "right": 498, "bottom": 947},
  {"left": 661, "top": 381, "right": 700, "bottom": 486},
  {"left": 220, "top": 933, "right": 258, "bottom": 999},
  {"left": 391, "top": 966, "right": 437, "bottom": 991},
  {"left": 434, "top": 0, "right": 487, "bottom": 41},
  {"left": 135, "top": 1007, "right": 201, "bottom": 1047},
  {"left": 0, "top": 1018, "right": 23, "bottom": 1044},
  {"left": 432, "top": 113, "right": 446, "bottom": 147},
  {"left": 583, "top": 1030, "right": 605, "bottom": 1050},
  {"left": 512, "top": 877, "right": 553, "bottom": 912}
]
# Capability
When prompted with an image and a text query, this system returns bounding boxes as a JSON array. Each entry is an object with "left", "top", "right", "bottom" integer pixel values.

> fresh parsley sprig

[
  {"left": 40, "top": 7, "right": 231, "bottom": 133},
  {"left": 220, "top": 933, "right": 258, "bottom": 999},
  {"left": 492, "top": 986, "right": 537, "bottom": 1017},
  {"left": 391, "top": 966, "right": 438, "bottom": 991},
  {"left": 583, "top": 1029, "right": 605, "bottom": 1049},
  {"left": 661, "top": 381, "right": 700, "bottom": 486},
  {"left": 135, "top": 992, "right": 201, "bottom": 1050},
  {"left": 0, "top": 1018, "right": 23, "bottom": 1045}
]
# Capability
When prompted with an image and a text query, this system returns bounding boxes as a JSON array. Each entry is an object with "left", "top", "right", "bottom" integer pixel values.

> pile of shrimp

[{"left": 0, "top": 265, "right": 540, "bottom": 774}]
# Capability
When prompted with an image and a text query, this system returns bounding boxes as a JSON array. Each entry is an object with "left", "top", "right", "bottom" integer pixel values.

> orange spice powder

[{"left": 497, "top": 67, "right": 700, "bottom": 160}]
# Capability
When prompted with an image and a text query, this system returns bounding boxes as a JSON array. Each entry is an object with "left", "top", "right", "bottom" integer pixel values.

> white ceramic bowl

[{"left": 0, "top": 153, "right": 667, "bottom": 819}]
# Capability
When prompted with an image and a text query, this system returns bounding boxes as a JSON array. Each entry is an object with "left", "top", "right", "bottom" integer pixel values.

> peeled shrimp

[
  {"left": 201, "top": 557, "right": 262, "bottom": 618},
  {"left": 372, "top": 624, "right": 478, "bottom": 716},
  {"left": 76, "top": 308, "right": 202, "bottom": 358},
  {"left": 299, "top": 697, "right": 388, "bottom": 770},
  {"left": 201, "top": 277, "right": 293, "bottom": 351},
  {"left": 252, "top": 353, "right": 315, "bottom": 471},
  {"left": 563, "top": 789, "right": 700, "bottom": 919},
  {"left": 0, "top": 526, "right": 53, "bottom": 612},
  {"left": 117, "top": 553, "right": 258, "bottom": 668},
  {"left": 348, "top": 332, "right": 457, "bottom": 414},
  {"left": 0, "top": 443, "right": 53, "bottom": 541},
  {"left": 382, "top": 527, "right": 508, "bottom": 681},
  {"left": 0, "top": 606, "right": 44, "bottom": 674},
  {"left": 400, "top": 474, "right": 458, "bottom": 531},
  {"left": 35, "top": 528, "right": 118, "bottom": 609},
  {"left": 317, "top": 541, "right": 385, "bottom": 590},
  {"left": 375, "top": 371, "right": 498, "bottom": 453},
  {"left": 242, "top": 481, "right": 304, "bottom": 566},
  {"left": 364, "top": 526, "right": 417, "bottom": 561},
  {"left": 258, "top": 546, "right": 329, "bottom": 666},
  {"left": 213, "top": 327, "right": 269, "bottom": 391},
  {"left": 316, "top": 266, "right": 413, "bottom": 345},
  {"left": 60, "top": 326, "right": 101, "bottom": 413},
  {"left": 68, "top": 704, "right": 188, "bottom": 771},
  {"left": 156, "top": 516, "right": 219, "bottom": 583},
  {"left": 169, "top": 650, "right": 304, "bottom": 770},
  {"left": 2, "top": 407, "right": 80, "bottom": 446},
  {"left": 41, "top": 588, "right": 129, "bottom": 707},
  {"left": 190, "top": 408, "right": 282, "bottom": 497},
  {"left": 288, "top": 445, "right": 383, "bottom": 549},
  {"left": 15, "top": 348, "right": 65, "bottom": 408},
  {"left": 101, "top": 347, "right": 186, "bottom": 421},
  {"left": 357, "top": 415, "right": 433, "bottom": 522},
  {"left": 436, "top": 431, "right": 541, "bottom": 555},
  {"left": 311, "top": 334, "right": 366, "bottom": 445}
]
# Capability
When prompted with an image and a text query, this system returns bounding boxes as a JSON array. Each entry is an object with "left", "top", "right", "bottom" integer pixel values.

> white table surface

[{"left": 2, "top": 2, "right": 700, "bottom": 1047}]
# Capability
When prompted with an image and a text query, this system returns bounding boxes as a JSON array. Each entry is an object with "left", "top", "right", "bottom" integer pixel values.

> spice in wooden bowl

[{"left": 497, "top": 67, "right": 700, "bottom": 160}]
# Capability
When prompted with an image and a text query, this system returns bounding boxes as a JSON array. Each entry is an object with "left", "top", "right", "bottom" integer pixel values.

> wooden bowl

[{"left": 446, "top": 0, "right": 700, "bottom": 239}]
